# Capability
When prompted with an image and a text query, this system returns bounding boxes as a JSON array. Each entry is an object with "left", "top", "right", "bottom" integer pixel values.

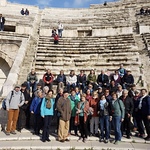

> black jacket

[
  {"left": 97, "top": 74, "right": 109, "bottom": 86},
  {"left": 119, "top": 95, "right": 134, "bottom": 115},
  {"left": 77, "top": 74, "right": 86, "bottom": 84},
  {"left": 0, "top": 17, "right": 5, "bottom": 24}
]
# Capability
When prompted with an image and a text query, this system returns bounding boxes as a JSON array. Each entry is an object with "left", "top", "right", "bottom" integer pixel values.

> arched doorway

[{"left": 0, "top": 57, "right": 10, "bottom": 95}]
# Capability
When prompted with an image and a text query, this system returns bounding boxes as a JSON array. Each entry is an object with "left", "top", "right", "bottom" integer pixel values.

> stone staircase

[
  {"left": 35, "top": 34, "right": 141, "bottom": 82},
  {"left": 17, "top": 11, "right": 42, "bottom": 85}
]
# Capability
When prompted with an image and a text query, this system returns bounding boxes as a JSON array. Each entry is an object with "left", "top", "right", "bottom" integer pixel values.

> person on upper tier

[
  {"left": 43, "top": 69, "right": 54, "bottom": 90},
  {"left": 27, "top": 69, "right": 38, "bottom": 92},
  {"left": 54, "top": 33, "right": 59, "bottom": 44},
  {"left": 20, "top": 8, "right": 25, "bottom": 15},
  {"left": 97, "top": 70, "right": 109, "bottom": 89},
  {"left": 58, "top": 21, "right": 63, "bottom": 38},
  {"left": 140, "top": 7, "right": 145, "bottom": 15},
  {"left": 66, "top": 70, "right": 77, "bottom": 92},
  {"left": 118, "top": 64, "right": 126, "bottom": 85},
  {"left": 0, "top": 14, "right": 5, "bottom": 31}
]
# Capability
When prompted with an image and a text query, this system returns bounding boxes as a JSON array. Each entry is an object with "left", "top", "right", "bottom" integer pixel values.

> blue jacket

[
  {"left": 40, "top": 97, "right": 55, "bottom": 117},
  {"left": 30, "top": 96, "right": 43, "bottom": 114}
]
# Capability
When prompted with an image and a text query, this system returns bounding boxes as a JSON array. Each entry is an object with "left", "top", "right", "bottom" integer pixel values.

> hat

[
  {"left": 21, "top": 83, "right": 27, "bottom": 87},
  {"left": 15, "top": 85, "right": 20, "bottom": 88}
]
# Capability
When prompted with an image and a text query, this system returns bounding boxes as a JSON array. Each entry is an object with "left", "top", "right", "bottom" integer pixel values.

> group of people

[
  {"left": 139, "top": 7, "right": 150, "bottom": 15},
  {"left": 51, "top": 22, "right": 63, "bottom": 44},
  {"left": 0, "top": 14, "right": 5, "bottom": 31},
  {"left": 20, "top": 8, "right": 30, "bottom": 16},
  {"left": 1, "top": 64, "right": 150, "bottom": 145}
]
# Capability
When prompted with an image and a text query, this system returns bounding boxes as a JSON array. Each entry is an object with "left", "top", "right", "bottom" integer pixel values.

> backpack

[{"left": 2, "top": 91, "right": 14, "bottom": 110}]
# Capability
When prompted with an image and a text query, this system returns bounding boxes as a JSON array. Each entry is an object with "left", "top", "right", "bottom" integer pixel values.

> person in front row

[
  {"left": 41, "top": 90, "right": 55, "bottom": 142},
  {"left": 98, "top": 94, "right": 110, "bottom": 143},
  {"left": 76, "top": 93, "right": 90, "bottom": 143},
  {"left": 5, "top": 85, "right": 25, "bottom": 135},
  {"left": 30, "top": 90, "right": 43, "bottom": 135},
  {"left": 110, "top": 92, "right": 125, "bottom": 145},
  {"left": 56, "top": 90, "right": 71, "bottom": 142}
]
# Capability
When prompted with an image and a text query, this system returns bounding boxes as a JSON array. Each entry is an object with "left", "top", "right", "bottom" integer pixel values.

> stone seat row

[{"left": 0, "top": 31, "right": 29, "bottom": 38}]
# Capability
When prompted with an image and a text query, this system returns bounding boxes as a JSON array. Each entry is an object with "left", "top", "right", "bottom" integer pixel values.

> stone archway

[{"left": 0, "top": 57, "right": 10, "bottom": 95}]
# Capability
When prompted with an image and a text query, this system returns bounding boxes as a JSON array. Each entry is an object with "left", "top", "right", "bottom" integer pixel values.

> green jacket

[
  {"left": 110, "top": 99, "right": 125, "bottom": 119},
  {"left": 68, "top": 95, "right": 80, "bottom": 117},
  {"left": 87, "top": 74, "right": 96, "bottom": 83}
]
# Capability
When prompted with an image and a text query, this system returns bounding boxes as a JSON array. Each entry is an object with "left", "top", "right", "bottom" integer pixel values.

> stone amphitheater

[{"left": 0, "top": 0, "right": 150, "bottom": 97}]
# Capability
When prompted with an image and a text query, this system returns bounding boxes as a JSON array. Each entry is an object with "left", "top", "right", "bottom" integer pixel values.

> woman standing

[
  {"left": 40, "top": 90, "right": 55, "bottom": 142},
  {"left": 76, "top": 93, "right": 89, "bottom": 143},
  {"left": 89, "top": 91, "right": 99, "bottom": 137},
  {"left": 98, "top": 94, "right": 110, "bottom": 143},
  {"left": 110, "top": 92, "right": 125, "bottom": 145}
]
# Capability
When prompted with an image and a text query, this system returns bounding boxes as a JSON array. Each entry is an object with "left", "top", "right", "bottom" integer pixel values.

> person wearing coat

[
  {"left": 110, "top": 92, "right": 125, "bottom": 145},
  {"left": 119, "top": 89, "right": 134, "bottom": 139},
  {"left": 76, "top": 93, "right": 90, "bottom": 143},
  {"left": 0, "top": 14, "right": 5, "bottom": 31},
  {"left": 40, "top": 90, "right": 55, "bottom": 142},
  {"left": 68, "top": 90, "right": 80, "bottom": 136},
  {"left": 56, "top": 90, "right": 71, "bottom": 142}
]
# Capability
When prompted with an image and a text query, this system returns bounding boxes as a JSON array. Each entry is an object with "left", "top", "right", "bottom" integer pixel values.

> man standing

[
  {"left": 137, "top": 89, "right": 150, "bottom": 141},
  {"left": 56, "top": 90, "right": 71, "bottom": 142},
  {"left": 5, "top": 85, "right": 25, "bottom": 135},
  {"left": 58, "top": 21, "right": 63, "bottom": 38},
  {"left": 119, "top": 89, "right": 134, "bottom": 139},
  {"left": 0, "top": 14, "right": 5, "bottom": 31}
]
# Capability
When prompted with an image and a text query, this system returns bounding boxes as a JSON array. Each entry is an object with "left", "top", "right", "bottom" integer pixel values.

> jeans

[
  {"left": 113, "top": 116, "right": 122, "bottom": 141},
  {"left": 78, "top": 83, "right": 86, "bottom": 93},
  {"left": 42, "top": 115, "right": 52, "bottom": 140},
  {"left": 0, "top": 23, "right": 4, "bottom": 31},
  {"left": 58, "top": 29, "right": 63, "bottom": 37},
  {"left": 27, "top": 81, "right": 37, "bottom": 92},
  {"left": 67, "top": 83, "right": 76, "bottom": 92},
  {"left": 99, "top": 115, "right": 110, "bottom": 139}
]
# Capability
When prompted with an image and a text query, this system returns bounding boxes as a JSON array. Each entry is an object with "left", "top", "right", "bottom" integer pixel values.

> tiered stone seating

[{"left": 35, "top": 34, "right": 140, "bottom": 80}]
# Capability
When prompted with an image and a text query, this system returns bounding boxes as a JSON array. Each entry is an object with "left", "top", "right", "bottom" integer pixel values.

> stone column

[{"left": 0, "top": 0, "right": 7, "bottom": 6}]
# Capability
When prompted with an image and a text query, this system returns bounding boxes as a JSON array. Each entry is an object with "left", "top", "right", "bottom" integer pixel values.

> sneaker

[
  {"left": 127, "top": 135, "right": 131, "bottom": 139},
  {"left": 5, "top": 131, "right": 10, "bottom": 136},
  {"left": 10, "top": 131, "right": 16, "bottom": 135},
  {"left": 105, "top": 139, "right": 109, "bottom": 143},
  {"left": 99, "top": 138, "right": 104, "bottom": 142},
  {"left": 114, "top": 140, "right": 119, "bottom": 145},
  {"left": 77, "top": 137, "right": 82, "bottom": 142}
]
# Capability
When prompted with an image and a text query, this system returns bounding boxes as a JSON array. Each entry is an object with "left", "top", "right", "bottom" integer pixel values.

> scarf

[
  {"left": 138, "top": 95, "right": 147, "bottom": 109},
  {"left": 100, "top": 99, "right": 107, "bottom": 110}
]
